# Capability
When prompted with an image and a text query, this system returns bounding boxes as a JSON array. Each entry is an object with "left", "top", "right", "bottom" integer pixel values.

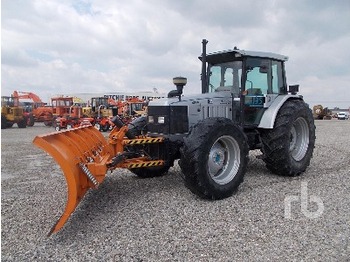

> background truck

[{"left": 33, "top": 39, "right": 316, "bottom": 235}]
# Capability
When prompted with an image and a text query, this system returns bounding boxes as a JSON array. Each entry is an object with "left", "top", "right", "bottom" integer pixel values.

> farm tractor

[
  {"left": 33, "top": 39, "right": 316, "bottom": 235},
  {"left": 82, "top": 97, "right": 116, "bottom": 132},
  {"left": 51, "top": 96, "right": 95, "bottom": 131}
]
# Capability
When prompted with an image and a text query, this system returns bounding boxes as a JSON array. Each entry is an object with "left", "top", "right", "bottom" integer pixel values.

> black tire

[
  {"left": 179, "top": 118, "right": 249, "bottom": 200},
  {"left": 17, "top": 117, "right": 27, "bottom": 128},
  {"left": 101, "top": 123, "right": 110, "bottom": 132},
  {"left": 1, "top": 115, "right": 7, "bottom": 129},
  {"left": 130, "top": 166, "right": 170, "bottom": 178},
  {"left": 44, "top": 121, "right": 52, "bottom": 126},
  {"left": 27, "top": 114, "right": 35, "bottom": 126},
  {"left": 260, "top": 100, "right": 316, "bottom": 176},
  {"left": 52, "top": 117, "right": 58, "bottom": 129}
]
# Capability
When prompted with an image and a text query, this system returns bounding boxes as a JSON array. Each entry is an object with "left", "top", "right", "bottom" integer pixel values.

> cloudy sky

[{"left": 2, "top": 0, "right": 350, "bottom": 108}]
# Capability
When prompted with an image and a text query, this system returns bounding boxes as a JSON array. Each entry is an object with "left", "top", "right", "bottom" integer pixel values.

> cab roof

[{"left": 200, "top": 48, "right": 288, "bottom": 64}]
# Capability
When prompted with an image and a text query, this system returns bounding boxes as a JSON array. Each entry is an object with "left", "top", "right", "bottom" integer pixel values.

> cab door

[{"left": 243, "top": 58, "right": 285, "bottom": 126}]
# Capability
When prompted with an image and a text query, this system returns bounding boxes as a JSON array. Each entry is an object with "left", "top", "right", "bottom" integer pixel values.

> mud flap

[{"left": 33, "top": 126, "right": 113, "bottom": 235}]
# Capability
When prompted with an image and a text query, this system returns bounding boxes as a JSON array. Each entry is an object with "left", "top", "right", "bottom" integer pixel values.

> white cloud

[{"left": 1, "top": 0, "right": 350, "bottom": 108}]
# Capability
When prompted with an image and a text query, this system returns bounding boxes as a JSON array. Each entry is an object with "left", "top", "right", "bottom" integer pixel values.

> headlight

[
  {"left": 148, "top": 116, "right": 154, "bottom": 123},
  {"left": 158, "top": 116, "right": 165, "bottom": 124}
]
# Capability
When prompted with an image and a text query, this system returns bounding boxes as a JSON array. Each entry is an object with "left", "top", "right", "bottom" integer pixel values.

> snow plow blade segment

[{"left": 33, "top": 126, "right": 113, "bottom": 236}]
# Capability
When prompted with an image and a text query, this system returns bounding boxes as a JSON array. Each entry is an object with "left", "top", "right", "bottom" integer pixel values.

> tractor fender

[{"left": 258, "top": 95, "right": 303, "bottom": 129}]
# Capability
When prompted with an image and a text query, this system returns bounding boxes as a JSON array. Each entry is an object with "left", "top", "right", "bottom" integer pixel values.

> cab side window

[{"left": 272, "top": 60, "right": 284, "bottom": 94}]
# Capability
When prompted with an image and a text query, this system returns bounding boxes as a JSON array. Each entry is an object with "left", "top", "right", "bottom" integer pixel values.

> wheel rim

[
  {"left": 208, "top": 135, "right": 240, "bottom": 185},
  {"left": 289, "top": 117, "right": 309, "bottom": 161}
]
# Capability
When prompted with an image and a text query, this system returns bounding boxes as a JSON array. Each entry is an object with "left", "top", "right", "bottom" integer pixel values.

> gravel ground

[{"left": 1, "top": 119, "right": 350, "bottom": 261}]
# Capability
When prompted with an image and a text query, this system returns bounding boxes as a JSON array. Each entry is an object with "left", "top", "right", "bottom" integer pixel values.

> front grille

[
  {"left": 147, "top": 106, "right": 188, "bottom": 134},
  {"left": 12, "top": 108, "right": 23, "bottom": 116},
  {"left": 169, "top": 106, "right": 188, "bottom": 134}
]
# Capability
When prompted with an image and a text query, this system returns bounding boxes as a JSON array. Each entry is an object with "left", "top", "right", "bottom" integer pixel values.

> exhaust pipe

[{"left": 201, "top": 39, "right": 208, "bottom": 94}]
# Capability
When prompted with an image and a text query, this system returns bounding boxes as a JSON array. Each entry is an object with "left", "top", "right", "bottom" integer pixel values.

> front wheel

[
  {"left": 17, "top": 117, "right": 27, "bottom": 128},
  {"left": 179, "top": 118, "right": 249, "bottom": 200},
  {"left": 260, "top": 100, "right": 316, "bottom": 176}
]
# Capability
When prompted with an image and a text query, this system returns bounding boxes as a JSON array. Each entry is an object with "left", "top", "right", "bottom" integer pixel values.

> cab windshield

[{"left": 208, "top": 61, "right": 242, "bottom": 96}]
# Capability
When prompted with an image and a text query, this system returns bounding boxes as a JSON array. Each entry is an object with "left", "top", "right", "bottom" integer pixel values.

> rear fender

[{"left": 258, "top": 95, "right": 302, "bottom": 128}]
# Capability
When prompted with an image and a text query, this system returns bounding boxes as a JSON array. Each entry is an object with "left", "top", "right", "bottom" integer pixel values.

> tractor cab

[
  {"left": 51, "top": 96, "right": 74, "bottom": 117},
  {"left": 203, "top": 48, "right": 290, "bottom": 126}
]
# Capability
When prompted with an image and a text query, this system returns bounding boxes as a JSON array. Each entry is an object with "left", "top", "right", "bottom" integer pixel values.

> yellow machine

[
  {"left": 82, "top": 97, "right": 116, "bottom": 131},
  {"left": 1, "top": 96, "right": 27, "bottom": 129}
]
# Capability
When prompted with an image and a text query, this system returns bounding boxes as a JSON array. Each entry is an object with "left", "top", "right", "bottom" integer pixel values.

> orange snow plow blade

[{"left": 33, "top": 126, "right": 113, "bottom": 236}]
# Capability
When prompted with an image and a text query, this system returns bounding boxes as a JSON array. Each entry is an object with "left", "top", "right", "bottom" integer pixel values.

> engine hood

[{"left": 148, "top": 91, "right": 233, "bottom": 107}]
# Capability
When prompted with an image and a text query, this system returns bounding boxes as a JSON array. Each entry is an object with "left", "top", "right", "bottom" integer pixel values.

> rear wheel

[
  {"left": 179, "top": 118, "right": 249, "bottom": 200},
  {"left": 260, "top": 100, "right": 316, "bottom": 176},
  {"left": 27, "top": 114, "right": 35, "bottom": 126}
]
